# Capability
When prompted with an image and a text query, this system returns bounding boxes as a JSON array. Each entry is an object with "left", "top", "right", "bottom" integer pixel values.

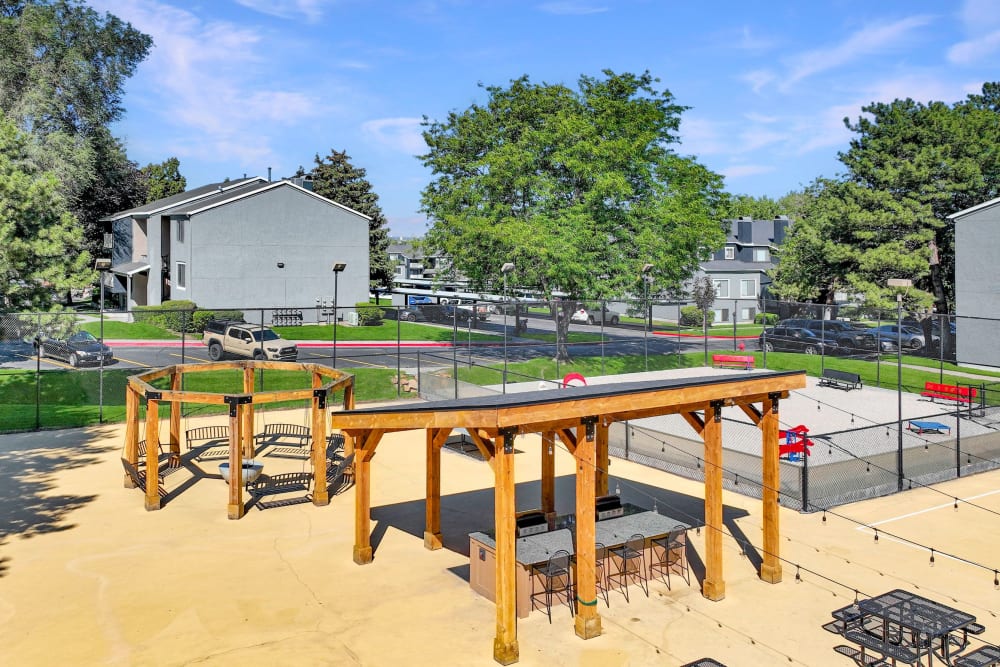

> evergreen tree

[
  {"left": 142, "top": 157, "right": 187, "bottom": 203},
  {"left": 305, "top": 150, "right": 393, "bottom": 290}
]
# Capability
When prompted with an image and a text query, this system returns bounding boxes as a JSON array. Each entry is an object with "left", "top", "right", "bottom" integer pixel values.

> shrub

[
  {"left": 755, "top": 313, "right": 779, "bottom": 325},
  {"left": 680, "top": 305, "right": 714, "bottom": 327},
  {"left": 354, "top": 301, "right": 382, "bottom": 325},
  {"left": 192, "top": 309, "right": 243, "bottom": 332}
]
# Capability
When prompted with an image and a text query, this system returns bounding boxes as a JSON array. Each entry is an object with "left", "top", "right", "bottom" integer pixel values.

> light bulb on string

[
  {"left": 865, "top": 461, "right": 870, "bottom": 473},
  {"left": 954, "top": 498, "right": 959, "bottom": 511},
  {"left": 817, "top": 402, "right": 820, "bottom": 412},
  {"left": 795, "top": 565, "right": 801, "bottom": 583},
  {"left": 994, "top": 570, "right": 999, "bottom": 589},
  {"left": 652, "top": 499, "right": 658, "bottom": 514},
  {"left": 850, "top": 414, "right": 855, "bottom": 424},
  {"left": 929, "top": 548, "right": 935, "bottom": 566},
  {"left": 615, "top": 482, "right": 621, "bottom": 496},
  {"left": 873, "top": 528, "right": 879, "bottom": 543},
  {"left": 822, "top": 510, "right": 827, "bottom": 524}
]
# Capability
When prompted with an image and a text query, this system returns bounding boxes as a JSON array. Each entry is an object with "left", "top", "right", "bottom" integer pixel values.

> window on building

[
  {"left": 176, "top": 262, "right": 186, "bottom": 289},
  {"left": 741, "top": 307, "right": 754, "bottom": 321},
  {"left": 177, "top": 219, "right": 185, "bottom": 243},
  {"left": 740, "top": 279, "right": 755, "bottom": 297},
  {"left": 753, "top": 248, "right": 770, "bottom": 262},
  {"left": 724, "top": 247, "right": 735, "bottom": 260},
  {"left": 713, "top": 279, "right": 729, "bottom": 298}
]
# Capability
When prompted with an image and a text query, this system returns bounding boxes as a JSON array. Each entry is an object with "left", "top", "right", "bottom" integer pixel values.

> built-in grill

[
  {"left": 596, "top": 494, "right": 624, "bottom": 521},
  {"left": 516, "top": 510, "right": 548, "bottom": 537}
]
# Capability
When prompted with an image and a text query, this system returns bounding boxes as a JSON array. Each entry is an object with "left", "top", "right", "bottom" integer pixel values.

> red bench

[
  {"left": 920, "top": 381, "right": 977, "bottom": 405},
  {"left": 711, "top": 354, "right": 755, "bottom": 370}
]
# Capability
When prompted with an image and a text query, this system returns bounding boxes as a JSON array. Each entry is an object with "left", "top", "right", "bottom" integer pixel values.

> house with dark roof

[
  {"left": 697, "top": 216, "right": 790, "bottom": 323},
  {"left": 101, "top": 177, "right": 371, "bottom": 319}
]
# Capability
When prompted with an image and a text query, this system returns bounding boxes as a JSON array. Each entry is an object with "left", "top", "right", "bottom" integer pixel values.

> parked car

[
  {"left": 759, "top": 326, "right": 839, "bottom": 355},
  {"left": 38, "top": 330, "right": 114, "bottom": 367},
  {"left": 570, "top": 304, "right": 620, "bottom": 325},
  {"left": 383, "top": 307, "right": 426, "bottom": 322},
  {"left": 779, "top": 319, "right": 879, "bottom": 353},
  {"left": 870, "top": 324, "right": 926, "bottom": 350}
]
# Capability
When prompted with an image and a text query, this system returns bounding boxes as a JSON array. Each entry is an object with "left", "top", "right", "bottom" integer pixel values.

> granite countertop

[{"left": 470, "top": 511, "right": 691, "bottom": 565}]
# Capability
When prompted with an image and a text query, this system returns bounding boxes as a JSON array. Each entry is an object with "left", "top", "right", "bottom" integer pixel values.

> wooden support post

[
  {"left": 574, "top": 421, "right": 602, "bottom": 640},
  {"left": 595, "top": 422, "right": 609, "bottom": 497},
  {"left": 342, "top": 382, "right": 356, "bottom": 460},
  {"left": 760, "top": 394, "right": 782, "bottom": 583},
  {"left": 353, "top": 452, "right": 373, "bottom": 564},
  {"left": 424, "top": 429, "right": 443, "bottom": 549},
  {"left": 144, "top": 398, "right": 161, "bottom": 511},
  {"left": 169, "top": 373, "right": 181, "bottom": 456},
  {"left": 312, "top": 383, "right": 329, "bottom": 506},
  {"left": 541, "top": 431, "right": 555, "bottom": 523},
  {"left": 242, "top": 367, "right": 255, "bottom": 458},
  {"left": 702, "top": 401, "right": 725, "bottom": 600},
  {"left": 227, "top": 398, "right": 245, "bottom": 520},
  {"left": 493, "top": 429, "right": 519, "bottom": 665},
  {"left": 123, "top": 387, "right": 139, "bottom": 484}
]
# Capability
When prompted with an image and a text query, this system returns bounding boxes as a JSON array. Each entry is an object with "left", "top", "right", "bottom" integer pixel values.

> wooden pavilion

[{"left": 332, "top": 371, "right": 807, "bottom": 664}]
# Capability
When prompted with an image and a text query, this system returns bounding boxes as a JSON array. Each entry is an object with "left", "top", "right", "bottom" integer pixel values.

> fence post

[
  {"left": 955, "top": 402, "right": 962, "bottom": 478},
  {"left": 34, "top": 312, "right": 41, "bottom": 431},
  {"left": 452, "top": 307, "right": 458, "bottom": 400},
  {"left": 801, "top": 444, "right": 809, "bottom": 512},
  {"left": 397, "top": 311, "right": 402, "bottom": 397},
  {"left": 416, "top": 351, "right": 421, "bottom": 399},
  {"left": 624, "top": 420, "right": 630, "bottom": 461}
]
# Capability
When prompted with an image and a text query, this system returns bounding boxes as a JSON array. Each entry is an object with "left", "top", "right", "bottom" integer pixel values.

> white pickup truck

[{"left": 202, "top": 320, "right": 298, "bottom": 361}]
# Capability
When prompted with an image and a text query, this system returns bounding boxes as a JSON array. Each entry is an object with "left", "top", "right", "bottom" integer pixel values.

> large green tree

[
  {"left": 772, "top": 83, "right": 1000, "bottom": 318},
  {"left": 419, "top": 70, "right": 726, "bottom": 360},
  {"left": 0, "top": 0, "right": 152, "bottom": 256},
  {"left": 303, "top": 150, "right": 393, "bottom": 290},
  {"left": 142, "top": 157, "right": 187, "bottom": 203},
  {"left": 0, "top": 113, "right": 91, "bottom": 310}
]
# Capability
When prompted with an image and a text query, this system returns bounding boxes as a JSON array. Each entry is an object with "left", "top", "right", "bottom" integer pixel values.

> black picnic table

[{"left": 855, "top": 589, "right": 979, "bottom": 665}]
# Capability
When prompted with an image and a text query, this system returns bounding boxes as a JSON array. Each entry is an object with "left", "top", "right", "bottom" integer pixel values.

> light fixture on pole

[
  {"left": 887, "top": 278, "right": 912, "bottom": 492},
  {"left": 641, "top": 263, "right": 654, "bottom": 371},
  {"left": 501, "top": 262, "right": 515, "bottom": 391},
  {"left": 95, "top": 257, "right": 113, "bottom": 422},
  {"left": 331, "top": 262, "right": 347, "bottom": 368}
]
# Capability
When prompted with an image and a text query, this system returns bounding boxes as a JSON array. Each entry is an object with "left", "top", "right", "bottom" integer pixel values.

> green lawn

[{"left": 80, "top": 321, "right": 178, "bottom": 339}]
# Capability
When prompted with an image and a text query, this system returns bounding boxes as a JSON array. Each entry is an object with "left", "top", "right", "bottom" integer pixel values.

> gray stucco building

[
  {"left": 101, "top": 177, "right": 371, "bottom": 319},
  {"left": 948, "top": 197, "right": 1000, "bottom": 369}
]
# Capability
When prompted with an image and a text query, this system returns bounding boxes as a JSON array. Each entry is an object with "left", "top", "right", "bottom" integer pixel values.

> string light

[
  {"left": 954, "top": 498, "right": 959, "bottom": 511},
  {"left": 865, "top": 461, "right": 870, "bottom": 473},
  {"left": 615, "top": 482, "right": 621, "bottom": 496},
  {"left": 873, "top": 528, "right": 879, "bottom": 543},
  {"left": 850, "top": 414, "right": 855, "bottom": 424},
  {"left": 930, "top": 548, "right": 936, "bottom": 566},
  {"left": 822, "top": 510, "right": 827, "bottom": 524},
  {"left": 795, "top": 565, "right": 801, "bottom": 583},
  {"left": 994, "top": 570, "right": 999, "bottom": 589},
  {"left": 734, "top": 474, "right": 739, "bottom": 487}
]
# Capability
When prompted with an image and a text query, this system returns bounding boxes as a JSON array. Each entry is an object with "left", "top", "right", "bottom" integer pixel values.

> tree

[
  {"left": 690, "top": 276, "right": 716, "bottom": 364},
  {"left": 420, "top": 70, "right": 726, "bottom": 361},
  {"left": 142, "top": 157, "right": 186, "bottom": 203},
  {"left": 0, "top": 0, "right": 152, "bottom": 253},
  {"left": 0, "top": 113, "right": 92, "bottom": 310},
  {"left": 303, "top": 150, "right": 393, "bottom": 290}
]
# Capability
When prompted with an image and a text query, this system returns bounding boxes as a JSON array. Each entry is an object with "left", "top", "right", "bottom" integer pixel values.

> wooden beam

[
  {"left": 227, "top": 400, "right": 245, "bottom": 520},
  {"left": 760, "top": 394, "right": 782, "bottom": 583},
  {"left": 739, "top": 402, "right": 762, "bottom": 426},
  {"left": 555, "top": 428, "right": 577, "bottom": 455},
  {"left": 466, "top": 429, "right": 497, "bottom": 472},
  {"left": 680, "top": 410, "right": 705, "bottom": 437},
  {"left": 595, "top": 422, "right": 609, "bottom": 497},
  {"left": 169, "top": 373, "right": 181, "bottom": 456},
  {"left": 574, "top": 423, "right": 602, "bottom": 639},
  {"left": 123, "top": 386, "right": 139, "bottom": 481},
  {"left": 312, "top": 378, "right": 329, "bottom": 506},
  {"left": 702, "top": 401, "right": 725, "bottom": 600},
  {"left": 144, "top": 398, "right": 161, "bottom": 510},
  {"left": 242, "top": 367, "right": 255, "bottom": 457},
  {"left": 541, "top": 432, "right": 555, "bottom": 520},
  {"left": 424, "top": 428, "right": 444, "bottom": 550},
  {"left": 493, "top": 430, "right": 518, "bottom": 665}
]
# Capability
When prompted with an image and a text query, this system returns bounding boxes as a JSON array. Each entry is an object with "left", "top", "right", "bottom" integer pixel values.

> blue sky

[{"left": 91, "top": 0, "right": 1000, "bottom": 238}]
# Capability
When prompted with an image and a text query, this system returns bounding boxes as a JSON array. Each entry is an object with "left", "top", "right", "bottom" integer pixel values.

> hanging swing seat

[
  {"left": 185, "top": 425, "right": 231, "bottom": 461},
  {"left": 257, "top": 423, "right": 312, "bottom": 459}
]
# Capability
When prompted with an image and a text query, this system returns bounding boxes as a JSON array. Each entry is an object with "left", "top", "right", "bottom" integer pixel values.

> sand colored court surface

[{"left": 1, "top": 377, "right": 999, "bottom": 666}]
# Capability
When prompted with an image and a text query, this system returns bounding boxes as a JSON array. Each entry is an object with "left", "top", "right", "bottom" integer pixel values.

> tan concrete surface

[{"left": 1, "top": 403, "right": 998, "bottom": 666}]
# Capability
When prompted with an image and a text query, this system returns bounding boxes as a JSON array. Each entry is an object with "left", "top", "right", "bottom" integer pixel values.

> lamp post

[
  {"left": 501, "top": 262, "right": 515, "bottom": 391},
  {"left": 332, "top": 262, "right": 347, "bottom": 368},
  {"left": 95, "top": 257, "right": 112, "bottom": 423},
  {"left": 888, "top": 278, "right": 912, "bottom": 491},
  {"left": 641, "top": 263, "right": 653, "bottom": 371}
]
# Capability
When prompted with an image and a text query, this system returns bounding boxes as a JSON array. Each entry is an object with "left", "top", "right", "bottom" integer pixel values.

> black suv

[{"left": 759, "top": 326, "right": 840, "bottom": 355}]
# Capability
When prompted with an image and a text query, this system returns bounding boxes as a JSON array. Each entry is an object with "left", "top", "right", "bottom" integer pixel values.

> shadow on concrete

[{"left": 370, "top": 473, "right": 750, "bottom": 588}]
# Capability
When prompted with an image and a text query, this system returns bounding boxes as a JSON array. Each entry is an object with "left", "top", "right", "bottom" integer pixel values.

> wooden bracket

[
  {"left": 313, "top": 388, "right": 327, "bottom": 409},
  {"left": 582, "top": 416, "right": 598, "bottom": 442},
  {"left": 711, "top": 400, "right": 724, "bottom": 423},
  {"left": 768, "top": 392, "right": 781, "bottom": 414},
  {"left": 499, "top": 427, "right": 517, "bottom": 454}
]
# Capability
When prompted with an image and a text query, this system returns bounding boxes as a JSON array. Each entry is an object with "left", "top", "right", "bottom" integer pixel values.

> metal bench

[
  {"left": 844, "top": 628, "right": 919, "bottom": 665},
  {"left": 711, "top": 354, "right": 755, "bottom": 370},
  {"left": 257, "top": 423, "right": 312, "bottom": 459},
  {"left": 954, "top": 644, "right": 1000, "bottom": 667},
  {"left": 247, "top": 472, "right": 313, "bottom": 510},
  {"left": 819, "top": 368, "right": 862, "bottom": 391}
]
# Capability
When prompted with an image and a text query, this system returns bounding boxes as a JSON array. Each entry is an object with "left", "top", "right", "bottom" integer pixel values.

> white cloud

[
  {"left": 781, "top": 15, "right": 934, "bottom": 90},
  {"left": 678, "top": 117, "right": 727, "bottom": 156},
  {"left": 361, "top": 118, "right": 427, "bottom": 155},
  {"left": 744, "top": 112, "right": 779, "bottom": 124},
  {"left": 537, "top": 2, "right": 608, "bottom": 16},
  {"left": 959, "top": 0, "right": 1000, "bottom": 30},
  {"left": 721, "top": 164, "right": 776, "bottom": 179},
  {"left": 948, "top": 29, "right": 1000, "bottom": 64},
  {"left": 738, "top": 128, "right": 787, "bottom": 152},
  {"left": 233, "top": 0, "right": 332, "bottom": 22},
  {"left": 742, "top": 69, "right": 776, "bottom": 94}
]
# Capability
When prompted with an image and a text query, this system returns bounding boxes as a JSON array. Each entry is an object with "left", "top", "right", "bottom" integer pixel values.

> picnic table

[
  {"left": 908, "top": 420, "right": 952, "bottom": 435},
  {"left": 846, "top": 589, "right": 980, "bottom": 665}
]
